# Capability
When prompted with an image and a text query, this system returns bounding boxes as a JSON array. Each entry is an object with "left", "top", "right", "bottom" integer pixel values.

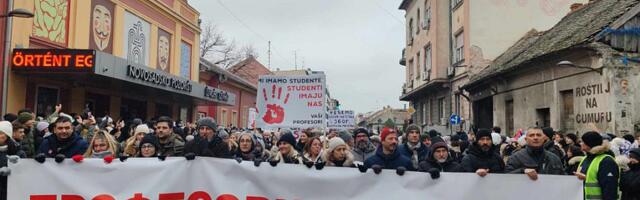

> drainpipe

[
  {"left": 448, "top": 0, "right": 454, "bottom": 135},
  {"left": 1, "top": 0, "right": 14, "bottom": 115}
]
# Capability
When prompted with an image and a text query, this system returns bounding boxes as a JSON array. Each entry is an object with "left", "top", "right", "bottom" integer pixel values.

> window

[
  {"left": 408, "top": 59, "right": 414, "bottom": 81},
  {"left": 454, "top": 31, "right": 464, "bottom": 64},
  {"left": 422, "top": 101, "right": 428, "bottom": 125},
  {"left": 455, "top": 94, "right": 461, "bottom": 114},
  {"left": 416, "top": 52, "right": 421, "bottom": 80},
  {"left": 180, "top": 41, "right": 192, "bottom": 79},
  {"left": 220, "top": 109, "right": 227, "bottom": 128},
  {"left": 423, "top": 3, "right": 431, "bottom": 30},
  {"left": 416, "top": 8, "right": 421, "bottom": 34},
  {"left": 430, "top": 99, "right": 436, "bottom": 124},
  {"left": 451, "top": 0, "right": 463, "bottom": 11},
  {"left": 423, "top": 45, "right": 432, "bottom": 80},
  {"left": 408, "top": 18, "right": 414, "bottom": 45},
  {"left": 232, "top": 111, "right": 238, "bottom": 127}
]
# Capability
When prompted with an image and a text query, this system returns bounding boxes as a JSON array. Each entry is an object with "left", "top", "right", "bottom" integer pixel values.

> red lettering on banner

[
  {"left": 92, "top": 194, "right": 115, "bottom": 200},
  {"left": 307, "top": 101, "right": 322, "bottom": 107},
  {"left": 246, "top": 196, "right": 268, "bottom": 200},
  {"left": 128, "top": 193, "right": 150, "bottom": 200},
  {"left": 188, "top": 191, "right": 212, "bottom": 200},
  {"left": 61, "top": 195, "right": 85, "bottom": 200},
  {"left": 31, "top": 195, "right": 57, "bottom": 200},
  {"left": 216, "top": 194, "right": 239, "bottom": 200},
  {"left": 160, "top": 192, "right": 185, "bottom": 200}
]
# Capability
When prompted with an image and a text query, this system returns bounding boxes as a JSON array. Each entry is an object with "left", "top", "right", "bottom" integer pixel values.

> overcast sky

[{"left": 190, "top": 0, "right": 407, "bottom": 114}]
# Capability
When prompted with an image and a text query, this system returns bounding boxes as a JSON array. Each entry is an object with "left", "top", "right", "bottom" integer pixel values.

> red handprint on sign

[{"left": 262, "top": 84, "right": 290, "bottom": 124}]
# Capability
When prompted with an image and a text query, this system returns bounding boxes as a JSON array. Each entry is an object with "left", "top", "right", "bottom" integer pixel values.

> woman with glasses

[
  {"left": 235, "top": 132, "right": 267, "bottom": 161},
  {"left": 137, "top": 134, "right": 160, "bottom": 158}
]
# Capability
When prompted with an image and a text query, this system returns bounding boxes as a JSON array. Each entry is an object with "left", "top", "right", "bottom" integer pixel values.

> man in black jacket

[
  {"left": 184, "top": 117, "right": 230, "bottom": 158},
  {"left": 419, "top": 141, "right": 461, "bottom": 172},
  {"left": 460, "top": 128, "right": 505, "bottom": 177},
  {"left": 506, "top": 127, "right": 564, "bottom": 180},
  {"left": 621, "top": 148, "right": 640, "bottom": 200}
]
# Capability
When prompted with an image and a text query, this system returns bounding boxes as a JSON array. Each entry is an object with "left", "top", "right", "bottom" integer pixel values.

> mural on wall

[
  {"left": 89, "top": 0, "right": 114, "bottom": 52},
  {"left": 157, "top": 29, "right": 172, "bottom": 73},
  {"left": 123, "top": 11, "right": 150, "bottom": 65},
  {"left": 32, "top": 0, "right": 69, "bottom": 46},
  {"left": 180, "top": 41, "right": 192, "bottom": 78}
]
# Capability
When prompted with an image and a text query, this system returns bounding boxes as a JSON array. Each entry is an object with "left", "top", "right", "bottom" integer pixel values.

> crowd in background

[{"left": 0, "top": 104, "right": 639, "bottom": 200}]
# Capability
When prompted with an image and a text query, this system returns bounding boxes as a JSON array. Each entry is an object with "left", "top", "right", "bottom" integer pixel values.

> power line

[
  {"left": 214, "top": 0, "right": 295, "bottom": 68},
  {"left": 372, "top": 0, "right": 404, "bottom": 25}
]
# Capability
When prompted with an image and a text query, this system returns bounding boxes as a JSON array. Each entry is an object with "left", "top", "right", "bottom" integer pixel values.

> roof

[
  {"left": 199, "top": 58, "right": 257, "bottom": 90},
  {"left": 465, "top": 0, "right": 639, "bottom": 88},
  {"left": 272, "top": 69, "right": 311, "bottom": 76}
]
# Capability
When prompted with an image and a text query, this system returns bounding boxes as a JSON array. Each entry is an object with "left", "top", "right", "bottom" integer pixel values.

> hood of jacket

[
  {"left": 588, "top": 141, "right": 611, "bottom": 155},
  {"left": 568, "top": 156, "right": 584, "bottom": 165},
  {"left": 322, "top": 149, "right": 354, "bottom": 167}
]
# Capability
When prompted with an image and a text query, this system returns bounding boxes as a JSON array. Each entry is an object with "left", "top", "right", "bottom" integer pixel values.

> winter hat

[
  {"left": 134, "top": 124, "right": 150, "bottom": 134},
  {"left": 17, "top": 113, "right": 34, "bottom": 124},
  {"left": 338, "top": 131, "right": 353, "bottom": 143},
  {"left": 327, "top": 137, "right": 347, "bottom": 154},
  {"left": 353, "top": 128, "right": 370, "bottom": 138},
  {"left": 218, "top": 128, "right": 229, "bottom": 139},
  {"left": 475, "top": 128, "right": 492, "bottom": 141},
  {"left": 431, "top": 136, "right": 445, "bottom": 145},
  {"left": 430, "top": 141, "right": 448, "bottom": 153},
  {"left": 629, "top": 148, "right": 640, "bottom": 161},
  {"left": 197, "top": 117, "right": 217, "bottom": 130},
  {"left": 623, "top": 134, "right": 636, "bottom": 144},
  {"left": 566, "top": 133, "right": 578, "bottom": 143},
  {"left": 428, "top": 129, "right": 441, "bottom": 138},
  {"left": 36, "top": 121, "right": 49, "bottom": 132},
  {"left": 138, "top": 134, "right": 160, "bottom": 153},
  {"left": 278, "top": 133, "right": 296, "bottom": 147},
  {"left": 0, "top": 121, "right": 13, "bottom": 139},
  {"left": 405, "top": 124, "right": 421, "bottom": 135},
  {"left": 380, "top": 127, "right": 396, "bottom": 141},
  {"left": 581, "top": 131, "right": 603, "bottom": 148},
  {"left": 542, "top": 127, "right": 554, "bottom": 139}
]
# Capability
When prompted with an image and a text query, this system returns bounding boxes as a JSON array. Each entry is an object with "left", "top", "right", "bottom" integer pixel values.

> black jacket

[
  {"left": 505, "top": 146, "right": 565, "bottom": 175},
  {"left": 460, "top": 143, "right": 505, "bottom": 173},
  {"left": 398, "top": 142, "right": 430, "bottom": 164},
  {"left": 544, "top": 141, "right": 564, "bottom": 161},
  {"left": 579, "top": 143, "right": 620, "bottom": 200},
  {"left": 184, "top": 134, "right": 230, "bottom": 158},
  {"left": 621, "top": 149, "right": 640, "bottom": 200}
]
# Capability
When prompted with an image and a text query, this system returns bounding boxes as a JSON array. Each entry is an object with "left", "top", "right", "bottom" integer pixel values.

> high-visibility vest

[{"left": 577, "top": 154, "right": 620, "bottom": 200}]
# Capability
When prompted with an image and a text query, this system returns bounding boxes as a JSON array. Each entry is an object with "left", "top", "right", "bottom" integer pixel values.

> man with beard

[
  {"left": 576, "top": 131, "right": 620, "bottom": 200},
  {"left": 506, "top": 127, "right": 564, "bottom": 180},
  {"left": 364, "top": 127, "right": 413, "bottom": 170},
  {"left": 352, "top": 128, "right": 376, "bottom": 163},
  {"left": 419, "top": 141, "right": 461, "bottom": 172},
  {"left": 398, "top": 124, "right": 429, "bottom": 170},
  {"left": 461, "top": 128, "right": 505, "bottom": 176},
  {"left": 184, "top": 117, "right": 230, "bottom": 158}
]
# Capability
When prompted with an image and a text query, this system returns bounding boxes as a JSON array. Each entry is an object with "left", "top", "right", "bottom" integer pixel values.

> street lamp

[
  {"left": 556, "top": 60, "right": 603, "bottom": 75},
  {"left": 2, "top": 5, "right": 34, "bottom": 115}
]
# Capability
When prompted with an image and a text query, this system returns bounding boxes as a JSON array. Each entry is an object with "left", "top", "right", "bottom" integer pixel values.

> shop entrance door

[
  {"left": 35, "top": 86, "right": 59, "bottom": 118},
  {"left": 120, "top": 98, "right": 147, "bottom": 121}
]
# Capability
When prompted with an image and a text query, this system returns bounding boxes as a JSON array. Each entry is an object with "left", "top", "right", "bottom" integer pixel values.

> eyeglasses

[{"left": 141, "top": 144, "right": 155, "bottom": 149}]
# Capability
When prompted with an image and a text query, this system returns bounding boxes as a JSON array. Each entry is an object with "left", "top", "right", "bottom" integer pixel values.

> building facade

[
  {"left": 356, "top": 106, "right": 410, "bottom": 134},
  {"left": 464, "top": 0, "right": 640, "bottom": 136},
  {"left": 398, "top": 0, "right": 585, "bottom": 135},
  {"left": 5, "top": 0, "right": 233, "bottom": 123}
]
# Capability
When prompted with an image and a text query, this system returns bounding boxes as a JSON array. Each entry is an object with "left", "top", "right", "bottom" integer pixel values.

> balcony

[{"left": 399, "top": 48, "right": 406, "bottom": 66}]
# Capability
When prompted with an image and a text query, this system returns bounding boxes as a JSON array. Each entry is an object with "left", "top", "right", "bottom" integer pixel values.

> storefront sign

[
  {"left": 126, "top": 64, "right": 192, "bottom": 92},
  {"left": 11, "top": 49, "right": 95, "bottom": 72},
  {"left": 204, "top": 86, "right": 229, "bottom": 102}
]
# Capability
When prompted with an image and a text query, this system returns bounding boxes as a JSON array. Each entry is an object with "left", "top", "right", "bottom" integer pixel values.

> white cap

[
  {"left": 134, "top": 124, "right": 150, "bottom": 134},
  {"left": 0, "top": 121, "right": 13, "bottom": 139}
]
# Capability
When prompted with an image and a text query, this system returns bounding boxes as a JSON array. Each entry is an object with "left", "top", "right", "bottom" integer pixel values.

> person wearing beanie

[
  {"left": 351, "top": 128, "right": 376, "bottom": 163},
  {"left": 322, "top": 137, "right": 354, "bottom": 167},
  {"left": 419, "top": 141, "right": 461, "bottom": 173},
  {"left": 427, "top": 129, "right": 441, "bottom": 139},
  {"left": 541, "top": 127, "right": 564, "bottom": 160},
  {"left": 270, "top": 133, "right": 302, "bottom": 164},
  {"left": 505, "top": 127, "right": 564, "bottom": 180},
  {"left": 122, "top": 124, "right": 150, "bottom": 157},
  {"left": 460, "top": 128, "right": 505, "bottom": 176},
  {"left": 34, "top": 121, "right": 51, "bottom": 150},
  {"left": 576, "top": 131, "right": 620, "bottom": 200},
  {"left": 398, "top": 124, "right": 429, "bottom": 170},
  {"left": 364, "top": 127, "right": 413, "bottom": 170},
  {"left": 38, "top": 116, "right": 89, "bottom": 158},
  {"left": 184, "top": 117, "right": 230, "bottom": 158},
  {"left": 0, "top": 121, "right": 25, "bottom": 157},
  {"left": 137, "top": 134, "right": 161, "bottom": 157},
  {"left": 621, "top": 148, "right": 640, "bottom": 200},
  {"left": 338, "top": 131, "right": 354, "bottom": 149}
]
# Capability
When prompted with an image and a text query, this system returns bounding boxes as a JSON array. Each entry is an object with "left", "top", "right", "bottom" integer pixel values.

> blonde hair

[
  {"left": 84, "top": 131, "right": 118, "bottom": 157},
  {"left": 123, "top": 131, "right": 146, "bottom": 156}
]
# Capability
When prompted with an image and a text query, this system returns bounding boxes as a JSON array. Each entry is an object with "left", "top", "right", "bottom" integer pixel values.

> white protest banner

[
  {"left": 256, "top": 74, "right": 326, "bottom": 129},
  {"left": 248, "top": 107, "right": 257, "bottom": 129},
  {"left": 327, "top": 110, "right": 355, "bottom": 129},
  {"left": 8, "top": 158, "right": 583, "bottom": 200}
]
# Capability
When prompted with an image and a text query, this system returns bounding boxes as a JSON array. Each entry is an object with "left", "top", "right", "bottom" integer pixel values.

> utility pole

[
  {"left": 294, "top": 50, "right": 298, "bottom": 70},
  {"left": 267, "top": 41, "right": 271, "bottom": 70}
]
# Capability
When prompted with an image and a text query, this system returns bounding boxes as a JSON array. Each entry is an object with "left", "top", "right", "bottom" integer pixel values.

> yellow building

[{"left": 5, "top": 0, "right": 234, "bottom": 122}]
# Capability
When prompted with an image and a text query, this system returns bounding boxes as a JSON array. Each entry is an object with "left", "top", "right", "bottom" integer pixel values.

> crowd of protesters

[{"left": 0, "top": 104, "right": 639, "bottom": 200}]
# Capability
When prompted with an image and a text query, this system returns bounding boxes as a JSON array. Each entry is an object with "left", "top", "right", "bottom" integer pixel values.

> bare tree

[{"left": 200, "top": 21, "right": 260, "bottom": 69}]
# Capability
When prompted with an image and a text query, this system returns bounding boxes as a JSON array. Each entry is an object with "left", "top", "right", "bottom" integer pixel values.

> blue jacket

[
  {"left": 38, "top": 133, "right": 89, "bottom": 158},
  {"left": 397, "top": 142, "right": 430, "bottom": 163},
  {"left": 364, "top": 146, "right": 414, "bottom": 171}
]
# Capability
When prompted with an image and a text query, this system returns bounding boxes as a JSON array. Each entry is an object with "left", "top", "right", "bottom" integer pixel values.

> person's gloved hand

[
  {"left": 8, "top": 155, "right": 19, "bottom": 164},
  {"left": 185, "top": 153, "right": 196, "bottom": 161},
  {"left": 55, "top": 154, "right": 66, "bottom": 163},
  {"left": 372, "top": 165, "right": 382, "bottom": 174},
  {"left": 357, "top": 164, "right": 367, "bottom": 173},
  {"left": 103, "top": 155, "right": 114, "bottom": 164},
  {"left": 428, "top": 168, "right": 441, "bottom": 179},
  {"left": 304, "top": 161, "right": 314, "bottom": 168},
  {"left": 235, "top": 157, "right": 243, "bottom": 163},
  {"left": 158, "top": 155, "right": 167, "bottom": 161},
  {"left": 269, "top": 159, "right": 278, "bottom": 167},
  {"left": 315, "top": 162, "right": 325, "bottom": 170},
  {"left": 254, "top": 158, "right": 262, "bottom": 167},
  {"left": 35, "top": 153, "right": 46, "bottom": 163},
  {"left": 72, "top": 155, "right": 84, "bottom": 163},
  {"left": 396, "top": 167, "right": 406, "bottom": 176},
  {"left": 119, "top": 155, "right": 129, "bottom": 162}
]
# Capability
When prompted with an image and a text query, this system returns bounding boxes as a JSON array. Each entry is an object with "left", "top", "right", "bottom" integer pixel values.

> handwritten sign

[{"left": 327, "top": 110, "right": 355, "bottom": 130}]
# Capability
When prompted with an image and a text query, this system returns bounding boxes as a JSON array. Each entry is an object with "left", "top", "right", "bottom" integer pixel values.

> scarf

[{"left": 407, "top": 142, "right": 421, "bottom": 169}]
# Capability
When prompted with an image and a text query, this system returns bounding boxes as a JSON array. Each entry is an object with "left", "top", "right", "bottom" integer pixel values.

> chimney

[{"left": 570, "top": 3, "right": 583, "bottom": 12}]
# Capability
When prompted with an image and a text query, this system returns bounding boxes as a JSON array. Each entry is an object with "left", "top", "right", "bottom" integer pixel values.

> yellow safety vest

[{"left": 577, "top": 154, "right": 620, "bottom": 200}]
